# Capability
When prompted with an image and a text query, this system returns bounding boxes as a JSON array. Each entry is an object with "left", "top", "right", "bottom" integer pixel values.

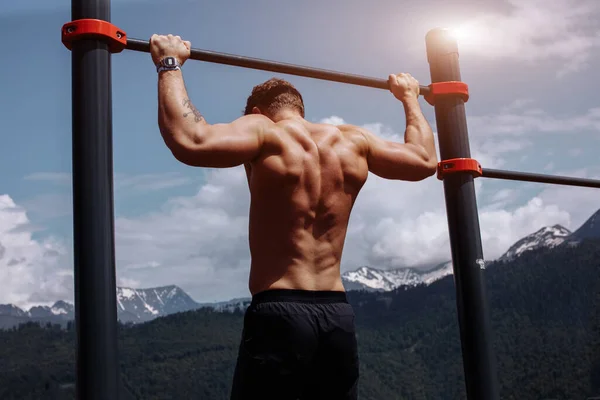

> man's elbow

[
  {"left": 408, "top": 156, "right": 438, "bottom": 181},
  {"left": 164, "top": 128, "right": 208, "bottom": 166},
  {"left": 411, "top": 145, "right": 438, "bottom": 181},
  {"left": 170, "top": 145, "right": 196, "bottom": 166},
  {"left": 424, "top": 158, "right": 438, "bottom": 178},
  {"left": 409, "top": 163, "right": 437, "bottom": 181}
]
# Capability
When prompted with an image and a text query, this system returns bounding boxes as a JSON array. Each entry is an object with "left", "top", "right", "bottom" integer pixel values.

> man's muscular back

[
  {"left": 244, "top": 119, "right": 370, "bottom": 295},
  {"left": 149, "top": 33, "right": 437, "bottom": 296}
]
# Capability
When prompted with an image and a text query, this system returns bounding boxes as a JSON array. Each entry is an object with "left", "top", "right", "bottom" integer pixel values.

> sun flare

[{"left": 448, "top": 22, "right": 488, "bottom": 52}]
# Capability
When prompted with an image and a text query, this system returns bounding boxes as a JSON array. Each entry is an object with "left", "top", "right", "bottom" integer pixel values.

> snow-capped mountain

[
  {"left": 50, "top": 300, "right": 75, "bottom": 316},
  {"left": 116, "top": 285, "right": 199, "bottom": 323},
  {"left": 9, "top": 301, "right": 76, "bottom": 320},
  {"left": 0, "top": 304, "right": 29, "bottom": 317},
  {"left": 342, "top": 261, "right": 454, "bottom": 292},
  {"left": 0, "top": 285, "right": 201, "bottom": 327},
  {"left": 499, "top": 225, "right": 572, "bottom": 262},
  {"left": 26, "top": 300, "right": 75, "bottom": 320},
  {"left": 0, "top": 301, "right": 75, "bottom": 330}
]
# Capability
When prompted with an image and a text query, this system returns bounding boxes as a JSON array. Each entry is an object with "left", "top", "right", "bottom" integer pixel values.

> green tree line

[{"left": 1, "top": 240, "right": 599, "bottom": 399}]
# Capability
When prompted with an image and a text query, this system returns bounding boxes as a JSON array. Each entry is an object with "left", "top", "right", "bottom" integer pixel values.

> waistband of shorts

[{"left": 251, "top": 289, "right": 348, "bottom": 304}]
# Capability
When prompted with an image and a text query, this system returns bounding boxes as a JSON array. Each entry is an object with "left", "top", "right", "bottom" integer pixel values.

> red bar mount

[
  {"left": 437, "top": 158, "right": 482, "bottom": 180},
  {"left": 424, "top": 81, "right": 469, "bottom": 106},
  {"left": 62, "top": 19, "right": 127, "bottom": 53}
]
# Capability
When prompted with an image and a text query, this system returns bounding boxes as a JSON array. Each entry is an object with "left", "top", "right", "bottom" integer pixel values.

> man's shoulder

[
  {"left": 323, "top": 124, "right": 369, "bottom": 153},
  {"left": 335, "top": 124, "right": 370, "bottom": 142},
  {"left": 233, "top": 114, "right": 278, "bottom": 139},
  {"left": 336, "top": 123, "right": 363, "bottom": 133}
]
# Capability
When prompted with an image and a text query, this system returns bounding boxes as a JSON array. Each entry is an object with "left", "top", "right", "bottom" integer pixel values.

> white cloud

[
  {"left": 536, "top": 167, "right": 600, "bottom": 229},
  {"left": 502, "top": 99, "right": 536, "bottom": 112},
  {"left": 344, "top": 176, "right": 580, "bottom": 269},
  {"left": 490, "top": 188, "right": 515, "bottom": 203},
  {"left": 21, "top": 193, "right": 72, "bottom": 221},
  {"left": 483, "top": 188, "right": 519, "bottom": 211},
  {"left": 19, "top": 172, "right": 195, "bottom": 225},
  {"left": 448, "top": 0, "right": 600, "bottom": 76},
  {"left": 477, "top": 139, "right": 532, "bottom": 156},
  {"left": 479, "top": 197, "right": 571, "bottom": 256},
  {"left": 0, "top": 195, "right": 72, "bottom": 309},
  {"left": 468, "top": 104, "right": 600, "bottom": 137},
  {"left": 319, "top": 115, "right": 345, "bottom": 125},
  {"left": 114, "top": 168, "right": 252, "bottom": 302}
]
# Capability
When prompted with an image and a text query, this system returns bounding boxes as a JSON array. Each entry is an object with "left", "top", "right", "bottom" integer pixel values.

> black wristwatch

[{"left": 156, "top": 56, "right": 181, "bottom": 73}]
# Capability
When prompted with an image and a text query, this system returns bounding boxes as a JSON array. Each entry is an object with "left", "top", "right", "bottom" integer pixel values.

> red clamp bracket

[
  {"left": 62, "top": 19, "right": 127, "bottom": 53},
  {"left": 424, "top": 81, "right": 469, "bottom": 106},
  {"left": 437, "top": 158, "right": 482, "bottom": 180}
]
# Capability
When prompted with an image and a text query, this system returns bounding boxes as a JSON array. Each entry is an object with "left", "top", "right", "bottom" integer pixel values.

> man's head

[{"left": 244, "top": 78, "right": 305, "bottom": 120}]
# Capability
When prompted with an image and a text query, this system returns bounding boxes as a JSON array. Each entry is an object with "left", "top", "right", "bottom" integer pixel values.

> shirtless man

[{"left": 150, "top": 34, "right": 437, "bottom": 400}]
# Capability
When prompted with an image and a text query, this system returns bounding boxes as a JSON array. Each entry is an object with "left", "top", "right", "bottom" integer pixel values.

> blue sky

[{"left": 1, "top": 0, "right": 599, "bottom": 307}]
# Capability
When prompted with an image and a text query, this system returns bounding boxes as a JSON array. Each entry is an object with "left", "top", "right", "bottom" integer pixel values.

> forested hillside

[{"left": 1, "top": 240, "right": 599, "bottom": 400}]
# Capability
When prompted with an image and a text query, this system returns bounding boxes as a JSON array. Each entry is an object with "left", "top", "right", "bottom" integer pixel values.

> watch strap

[{"left": 156, "top": 57, "right": 181, "bottom": 73}]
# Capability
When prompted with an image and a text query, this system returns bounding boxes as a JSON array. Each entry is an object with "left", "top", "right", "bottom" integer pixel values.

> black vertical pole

[
  {"left": 425, "top": 29, "right": 500, "bottom": 399},
  {"left": 71, "top": 0, "right": 120, "bottom": 398}
]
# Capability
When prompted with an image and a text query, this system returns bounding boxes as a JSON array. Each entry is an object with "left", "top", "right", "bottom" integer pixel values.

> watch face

[{"left": 157, "top": 57, "right": 180, "bottom": 72}]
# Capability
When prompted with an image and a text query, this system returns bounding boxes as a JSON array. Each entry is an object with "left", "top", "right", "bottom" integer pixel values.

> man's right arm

[{"left": 360, "top": 73, "right": 438, "bottom": 181}]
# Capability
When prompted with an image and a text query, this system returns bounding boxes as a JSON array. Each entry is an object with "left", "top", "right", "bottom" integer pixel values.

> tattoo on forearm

[{"left": 182, "top": 99, "right": 205, "bottom": 123}]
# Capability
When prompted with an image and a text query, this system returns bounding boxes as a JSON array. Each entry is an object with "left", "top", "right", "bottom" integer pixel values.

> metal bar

[
  {"left": 71, "top": 0, "right": 120, "bottom": 398},
  {"left": 126, "top": 38, "right": 431, "bottom": 96},
  {"left": 426, "top": 29, "right": 500, "bottom": 400},
  {"left": 482, "top": 168, "right": 600, "bottom": 189}
]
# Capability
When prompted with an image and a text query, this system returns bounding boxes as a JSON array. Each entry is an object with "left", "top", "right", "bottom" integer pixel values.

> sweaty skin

[{"left": 150, "top": 34, "right": 438, "bottom": 295}]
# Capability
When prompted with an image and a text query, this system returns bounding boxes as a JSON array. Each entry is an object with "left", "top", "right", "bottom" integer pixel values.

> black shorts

[{"left": 230, "top": 289, "right": 359, "bottom": 400}]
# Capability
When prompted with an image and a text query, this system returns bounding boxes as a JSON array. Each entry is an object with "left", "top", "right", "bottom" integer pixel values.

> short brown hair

[{"left": 244, "top": 78, "right": 305, "bottom": 117}]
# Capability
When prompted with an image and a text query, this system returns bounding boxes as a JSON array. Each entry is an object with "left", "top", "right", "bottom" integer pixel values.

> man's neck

[{"left": 271, "top": 109, "right": 303, "bottom": 123}]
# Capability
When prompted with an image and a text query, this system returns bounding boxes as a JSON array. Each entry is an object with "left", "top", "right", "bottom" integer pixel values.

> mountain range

[
  {"left": 0, "top": 287, "right": 250, "bottom": 329},
  {"left": 341, "top": 261, "right": 454, "bottom": 292},
  {"left": 1, "top": 208, "right": 599, "bottom": 329}
]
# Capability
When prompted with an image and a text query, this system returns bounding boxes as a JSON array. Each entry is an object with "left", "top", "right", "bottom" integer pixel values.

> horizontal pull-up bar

[
  {"left": 126, "top": 38, "right": 432, "bottom": 96},
  {"left": 482, "top": 168, "right": 600, "bottom": 189},
  {"left": 438, "top": 159, "right": 600, "bottom": 189}
]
